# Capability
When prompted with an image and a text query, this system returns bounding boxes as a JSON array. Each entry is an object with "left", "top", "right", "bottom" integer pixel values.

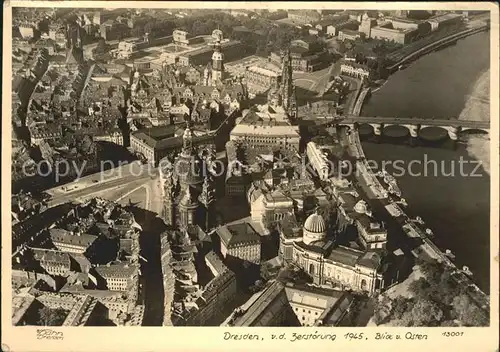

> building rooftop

[
  {"left": 200, "top": 269, "right": 236, "bottom": 303},
  {"left": 284, "top": 283, "right": 344, "bottom": 310},
  {"left": 428, "top": 13, "right": 462, "bottom": 22},
  {"left": 278, "top": 213, "right": 303, "bottom": 239},
  {"left": 49, "top": 228, "right": 98, "bottom": 249},
  {"left": 246, "top": 65, "right": 279, "bottom": 77},
  {"left": 32, "top": 248, "right": 71, "bottom": 265},
  {"left": 205, "top": 250, "right": 226, "bottom": 277},
  {"left": 232, "top": 281, "right": 288, "bottom": 326},
  {"left": 340, "top": 29, "right": 361, "bottom": 36},
  {"left": 217, "top": 222, "right": 261, "bottom": 248},
  {"left": 357, "top": 251, "right": 382, "bottom": 269},
  {"left": 231, "top": 124, "right": 300, "bottom": 137},
  {"left": 95, "top": 262, "right": 138, "bottom": 279},
  {"left": 326, "top": 245, "right": 364, "bottom": 267},
  {"left": 296, "top": 239, "right": 333, "bottom": 254},
  {"left": 372, "top": 25, "right": 415, "bottom": 34},
  {"left": 264, "top": 189, "right": 293, "bottom": 205},
  {"left": 339, "top": 59, "right": 371, "bottom": 70},
  {"left": 319, "top": 292, "right": 353, "bottom": 326},
  {"left": 390, "top": 16, "right": 421, "bottom": 24}
]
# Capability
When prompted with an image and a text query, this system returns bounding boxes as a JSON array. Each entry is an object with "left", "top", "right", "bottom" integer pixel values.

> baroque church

[
  {"left": 159, "top": 126, "right": 217, "bottom": 232},
  {"left": 279, "top": 210, "right": 385, "bottom": 295}
]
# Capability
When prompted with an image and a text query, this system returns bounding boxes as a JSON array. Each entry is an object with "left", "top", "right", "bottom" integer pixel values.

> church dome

[
  {"left": 303, "top": 212, "right": 327, "bottom": 245},
  {"left": 304, "top": 212, "right": 327, "bottom": 233}
]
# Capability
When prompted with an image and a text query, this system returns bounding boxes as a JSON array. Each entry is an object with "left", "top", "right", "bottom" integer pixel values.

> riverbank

[
  {"left": 359, "top": 31, "right": 490, "bottom": 292},
  {"left": 459, "top": 69, "right": 490, "bottom": 175}
]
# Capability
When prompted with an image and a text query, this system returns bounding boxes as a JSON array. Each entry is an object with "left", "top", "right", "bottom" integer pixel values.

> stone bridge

[{"left": 320, "top": 115, "right": 490, "bottom": 140}]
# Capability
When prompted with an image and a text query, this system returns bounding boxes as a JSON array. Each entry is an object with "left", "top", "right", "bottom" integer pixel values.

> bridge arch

[
  {"left": 357, "top": 123, "right": 375, "bottom": 136},
  {"left": 459, "top": 128, "right": 489, "bottom": 137},
  {"left": 382, "top": 124, "right": 410, "bottom": 137},
  {"left": 419, "top": 125, "right": 451, "bottom": 140}
]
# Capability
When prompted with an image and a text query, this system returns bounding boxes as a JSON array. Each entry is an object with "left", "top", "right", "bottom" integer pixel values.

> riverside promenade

[
  {"left": 387, "top": 24, "right": 489, "bottom": 72},
  {"left": 340, "top": 78, "right": 490, "bottom": 313}
]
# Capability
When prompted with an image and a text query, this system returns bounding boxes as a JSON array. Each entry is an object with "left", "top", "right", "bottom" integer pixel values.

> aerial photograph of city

[{"left": 8, "top": 6, "right": 492, "bottom": 328}]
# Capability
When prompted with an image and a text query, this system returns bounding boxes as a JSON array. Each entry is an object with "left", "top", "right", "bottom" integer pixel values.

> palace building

[{"left": 278, "top": 211, "right": 385, "bottom": 295}]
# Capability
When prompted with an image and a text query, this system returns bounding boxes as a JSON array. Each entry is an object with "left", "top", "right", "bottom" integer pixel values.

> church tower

[
  {"left": 65, "top": 23, "right": 84, "bottom": 72},
  {"left": 198, "top": 176, "right": 216, "bottom": 231},
  {"left": 163, "top": 178, "right": 178, "bottom": 227},
  {"left": 281, "top": 49, "right": 297, "bottom": 119},
  {"left": 359, "top": 12, "right": 374, "bottom": 38},
  {"left": 211, "top": 38, "right": 224, "bottom": 86},
  {"left": 179, "top": 186, "right": 199, "bottom": 229},
  {"left": 182, "top": 125, "right": 193, "bottom": 155},
  {"left": 160, "top": 163, "right": 178, "bottom": 227}
]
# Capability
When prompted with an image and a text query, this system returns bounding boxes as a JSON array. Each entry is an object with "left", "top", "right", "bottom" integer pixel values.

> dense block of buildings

[
  {"left": 31, "top": 248, "right": 71, "bottom": 276},
  {"left": 12, "top": 199, "right": 144, "bottom": 326},
  {"left": 336, "top": 194, "right": 388, "bottom": 250},
  {"left": 287, "top": 10, "right": 322, "bottom": 25}
]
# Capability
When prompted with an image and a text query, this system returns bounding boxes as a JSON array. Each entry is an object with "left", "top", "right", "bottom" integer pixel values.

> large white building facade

[{"left": 279, "top": 212, "right": 384, "bottom": 295}]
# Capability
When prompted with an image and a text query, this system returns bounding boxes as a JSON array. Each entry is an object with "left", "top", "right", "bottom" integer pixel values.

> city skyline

[{"left": 2, "top": 2, "right": 499, "bottom": 352}]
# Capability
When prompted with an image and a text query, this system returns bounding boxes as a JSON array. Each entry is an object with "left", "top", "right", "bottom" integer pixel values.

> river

[{"left": 360, "top": 31, "right": 491, "bottom": 293}]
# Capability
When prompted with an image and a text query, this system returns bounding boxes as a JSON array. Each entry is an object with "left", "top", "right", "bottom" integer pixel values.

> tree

[
  {"left": 452, "top": 294, "right": 488, "bottom": 327},
  {"left": 38, "top": 307, "right": 67, "bottom": 326},
  {"left": 407, "top": 299, "right": 444, "bottom": 326},
  {"left": 337, "top": 41, "right": 347, "bottom": 54},
  {"left": 131, "top": 25, "right": 145, "bottom": 38},
  {"left": 373, "top": 296, "right": 391, "bottom": 325},
  {"left": 376, "top": 58, "right": 388, "bottom": 80},
  {"left": 408, "top": 277, "right": 432, "bottom": 297},
  {"left": 391, "top": 296, "right": 410, "bottom": 320},
  {"left": 144, "top": 21, "right": 155, "bottom": 36},
  {"left": 419, "top": 259, "right": 444, "bottom": 284}
]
